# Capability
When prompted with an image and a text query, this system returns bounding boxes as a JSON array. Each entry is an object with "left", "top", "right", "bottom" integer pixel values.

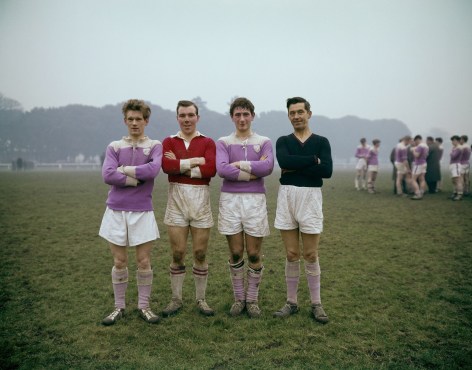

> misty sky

[{"left": 0, "top": 0, "right": 471, "bottom": 135}]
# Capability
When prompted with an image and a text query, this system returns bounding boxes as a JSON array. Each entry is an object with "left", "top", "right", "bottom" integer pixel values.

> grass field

[{"left": 0, "top": 169, "right": 471, "bottom": 369}]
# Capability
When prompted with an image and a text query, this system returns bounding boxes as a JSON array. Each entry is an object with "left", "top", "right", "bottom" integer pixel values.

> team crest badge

[
  {"left": 143, "top": 148, "right": 150, "bottom": 156},
  {"left": 253, "top": 144, "right": 261, "bottom": 153}
]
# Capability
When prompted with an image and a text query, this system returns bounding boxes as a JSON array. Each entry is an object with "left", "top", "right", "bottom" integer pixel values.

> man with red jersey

[{"left": 161, "top": 100, "right": 217, "bottom": 316}]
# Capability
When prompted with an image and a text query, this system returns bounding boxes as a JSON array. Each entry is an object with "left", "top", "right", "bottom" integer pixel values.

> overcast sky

[{"left": 0, "top": 0, "right": 471, "bottom": 135}]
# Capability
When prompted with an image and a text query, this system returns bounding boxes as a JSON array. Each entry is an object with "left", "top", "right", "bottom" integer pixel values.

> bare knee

[
  {"left": 172, "top": 250, "right": 185, "bottom": 265},
  {"left": 286, "top": 250, "right": 300, "bottom": 262},
  {"left": 303, "top": 250, "right": 318, "bottom": 263},
  {"left": 194, "top": 249, "right": 206, "bottom": 264},
  {"left": 248, "top": 253, "right": 260, "bottom": 266}
]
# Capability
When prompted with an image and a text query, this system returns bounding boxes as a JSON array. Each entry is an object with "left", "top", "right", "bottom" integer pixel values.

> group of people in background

[
  {"left": 98, "top": 97, "right": 333, "bottom": 327},
  {"left": 354, "top": 135, "right": 470, "bottom": 201},
  {"left": 354, "top": 137, "right": 381, "bottom": 194}
]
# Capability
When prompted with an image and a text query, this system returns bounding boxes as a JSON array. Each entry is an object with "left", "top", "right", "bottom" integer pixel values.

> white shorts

[
  {"left": 412, "top": 163, "right": 427, "bottom": 175},
  {"left": 395, "top": 162, "right": 408, "bottom": 175},
  {"left": 218, "top": 192, "right": 269, "bottom": 237},
  {"left": 367, "top": 165, "right": 378, "bottom": 173},
  {"left": 99, "top": 207, "right": 160, "bottom": 247},
  {"left": 164, "top": 183, "right": 213, "bottom": 228},
  {"left": 450, "top": 163, "right": 461, "bottom": 178},
  {"left": 355, "top": 158, "right": 367, "bottom": 171},
  {"left": 274, "top": 185, "right": 323, "bottom": 234},
  {"left": 461, "top": 163, "right": 470, "bottom": 175}
]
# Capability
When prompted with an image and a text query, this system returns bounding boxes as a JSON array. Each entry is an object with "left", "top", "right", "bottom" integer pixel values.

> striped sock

[
  {"left": 193, "top": 264, "right": 208, "bottom": 302},
  {"left": 229, "top": 260, "right": 245, "bottom": 302},
  {"left": 246, "top": 265, "right": 263, "bottom": 303},
  {"left": 170, "top": 265, "right": 186, "bottom": 302}
]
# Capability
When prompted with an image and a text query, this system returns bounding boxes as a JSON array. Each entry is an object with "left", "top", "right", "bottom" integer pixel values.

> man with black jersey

[{"left": 273, "top": 97, "right": 332, "bottom": 323}]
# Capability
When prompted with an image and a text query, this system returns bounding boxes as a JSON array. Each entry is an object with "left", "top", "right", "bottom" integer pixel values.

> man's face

[
  {"left": 452, "top": 138, "right": 459, "bottom": 147},
  {"left": 231, "top": 107, "right": 254, "bottom": 134},
  {"left": 288, "top": 102, "right": 312, "bottom": 131},
  {"left": 124, "top": 110, "right": 148, "bottom": 139},
  {"left": 177, "top": 105, "right": 199, "bottom": 137}
]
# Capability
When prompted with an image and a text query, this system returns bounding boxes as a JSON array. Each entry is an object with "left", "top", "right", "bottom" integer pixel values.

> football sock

[
  {"left": 170, "top": 265, "right": 186, "bottom": 302},
  {"left": 285, "top": 259, "right": 300, "bottom": 304},
  {"left": 305, "top": 260, "right": 321, "bottom": 305},
  {"left": 136, "top": 269, "right": 153, "bottom": 309},
  {"left": 229, "top": 259, "right": 245, "bottom": 302},
  {"left": 111, "top": 266, "right": 128, "bottom": 309},
  {"left": 193, "top": 264, "right": 209, "bottom": 302},
  {"left": 246, "top": 265, "right": 263, "bottom": 303}
]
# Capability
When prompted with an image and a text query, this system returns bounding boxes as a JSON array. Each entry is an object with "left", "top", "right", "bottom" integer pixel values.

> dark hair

[
  {"left": 372, "top": 139, "right": 380, "bottom": 145},
  {"left": 427, "top": 136, "right": 434, "bottom": 141},
  {"left": 461, "top": 135, "right": 468, "bottom": 143},
  {"left": 229, "top": 97, "right": 255, "bottom": 117},
  {"left": 451, "top": 135, "right": 461, "bottom": 141},
  {"left": 360, "top": 138, "right": 367, "bottom": 143},
  {"left": 176, "top": 100, "right": 199, "bottom": 116},
  {"left": 122, "top": 99, "right": 151, "bottom": 119},
  {"left": 286, "top": 97, "right": 311, "bottom": 112},
  {"left": 435, "top": 137, "right": 443, "bottom": 143},
  {"left": 414, "top": 135, "right": 422, "bottom": 141}
]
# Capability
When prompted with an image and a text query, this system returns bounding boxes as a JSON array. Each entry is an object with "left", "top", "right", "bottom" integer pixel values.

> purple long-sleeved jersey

[
  {"left": 367, "top": 147, "right": 379, "bottom": 166},
  {"left": 102, "top": 136, "right": 162, "bottom": 211},
  {"left": 450, "top": 146, "right": 462, "bottom": 165},
  {"left": 395, "top": 142, "right": 408, "bottom": 163},
  {"left": 413, "top": 143, "right": 429, "bottom": 165},
  {"left": 460, "top": 144, "right": 471, "bottom": 164},
  {"left": 216, "top": 132, "right": 274, "bottom": 193}
]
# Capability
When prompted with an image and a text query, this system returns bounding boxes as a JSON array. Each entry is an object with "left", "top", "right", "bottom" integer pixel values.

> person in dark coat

[{"left": 425, "top": 136, "right": 441, "bottom": 193}]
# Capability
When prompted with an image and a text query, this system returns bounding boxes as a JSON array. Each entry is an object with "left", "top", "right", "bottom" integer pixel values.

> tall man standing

[
  {"left": 273, "top": 97, "right": 333, "bottom": 323},
  {"left": 216, "top": 97, "right": 274, "bottom": 318},
  {"left": 161, "top": 100, "right": 217, "bottom": 317},
  {"left": 99, "top": 99, "right": 162, "bottom": 325}
]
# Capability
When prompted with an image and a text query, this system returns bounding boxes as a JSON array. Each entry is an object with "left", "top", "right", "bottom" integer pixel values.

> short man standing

[
  {"left": 366, "top": 139, "right": 381, "bottom": 194},
  {"left": 354, "top": 138, "right": 370, "bottom": 190},
  {"left": 449, "top": 135, "right": 464, "bottom": 201},
  {"left": 273, "top": 97, "right": 332, "bottom": 323},
  {"left": 460, "top": 135, "right": 470, "bottom": 196},
  {"left": 410, "top": 135, "right": 429, "bottom": 200},
  {"left": 161, "top": 100, "right": 217, "bottom": 317},
  {"left": 216, "top": 97, "right": 274, "bottom": 318},
  {"left": 99, "top": 99, "right": 162, "bottom": 325},
  {"left": 394, "top": 136, "right": 412, "bottom": 197},
  {"left": 425, "top": 136, "right": 441, "bottom": 194}
]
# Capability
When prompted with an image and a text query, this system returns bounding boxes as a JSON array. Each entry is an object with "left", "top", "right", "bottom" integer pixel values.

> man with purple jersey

[
  {"left": 354, "top": 138, "right": 370, "bottom": 190},
  {"left": 216, "top": 97, "right": 274, "bottom": 318},
  {"left": 460, "top": 135, "right": 470, "bottom": 196},
  {"left": 273, "top": 97, "right": 332, "bottom": 324},
  {"left": 99, "top": 99, "right": 162, "bottom": 325},
  {"left": 394, "top": 136, "right": 412, "bottom": 197},
  {"left": 366, "top": 139, "right": 381, "bottom": 194},
  {"left": 449, "top": 135, "right": 463, "bottom": 201},
  {"left": 410, "top": 135, "right": 429, "bottom": 200},
  {"left": 161, "top": 100, "right": 217, "bottom": 317}
]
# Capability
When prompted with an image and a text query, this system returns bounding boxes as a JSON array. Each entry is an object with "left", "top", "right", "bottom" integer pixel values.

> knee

[
  {"left": 113, "top": 256, "right": 128, "bottom": 270},
  {"left": 172, "top": 250, "right": 185, "bottom": 265},
  {"left": 247, "top": 253, "right": 260, "bottom": 266},
  {"left": 231, "top": 253, "right": 243, "bottom": 264},
  {"left": 303, "top": 251, "right": 318, "bottom": 263},
  {"left": 194, "top": 249, "right": 206, "bottom": 264},
  {"left": 286, "top": 250, "right": 300, "bottom": 262},
  {"left": 136, "top": 255, "right": 151, "bottom": 270}
]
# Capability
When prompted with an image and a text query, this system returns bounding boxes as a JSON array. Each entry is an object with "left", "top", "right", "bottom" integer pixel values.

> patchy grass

[{"left": 0, "top": 170, "right": 471, "bottom": 369}]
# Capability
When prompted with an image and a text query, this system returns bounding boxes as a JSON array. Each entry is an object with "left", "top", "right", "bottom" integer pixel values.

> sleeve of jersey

[
  {"left": 102, "top": 146, "right": 136, "bottom": 187},
  {"left": 354, "top": 147, "right": 361, "bottom": 158},
  {"left": 134, "top": 142, "right": 163, "bottom": 180},
  {"left": 276, "top": 136, "right": 317, "bottom": 170},
  {"left": 301, "top": 138, "right": 333, "bottom": 179},
  {"left": 246, "top": 139, "right": 274, "bottom": 178},
  {"left": 198, "top": 138, "right": 217, "bottom": 179},
  {"left": 216, "top": 140, "right": 242, "bottom": 181},
  {"left": 161, "top": 138, "right": 181, "bottom": 175}
]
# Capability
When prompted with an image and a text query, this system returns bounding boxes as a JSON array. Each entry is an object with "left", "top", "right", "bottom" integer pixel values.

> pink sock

[
  {"left": 285, "top": 260, "right": 300, "bottom": 304},
  {"left": 305, "top": 260, "right": 321, "bottom": 304},
  {"left": 246, "top": 266, "right": 263, "bottom": 303},
  {"left": 137, "top": 269, "right": 153, "bottom": 309},
  {"left": 112, "top": 266, "right": 128, "bottom": 309},
  {"left": 229, "top": 260, "right": 245, "bottom": 302}
]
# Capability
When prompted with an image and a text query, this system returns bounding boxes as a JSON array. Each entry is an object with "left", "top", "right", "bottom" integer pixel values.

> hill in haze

[{"left": 0, "top": 95, "right": 413, "bottom": 165}]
